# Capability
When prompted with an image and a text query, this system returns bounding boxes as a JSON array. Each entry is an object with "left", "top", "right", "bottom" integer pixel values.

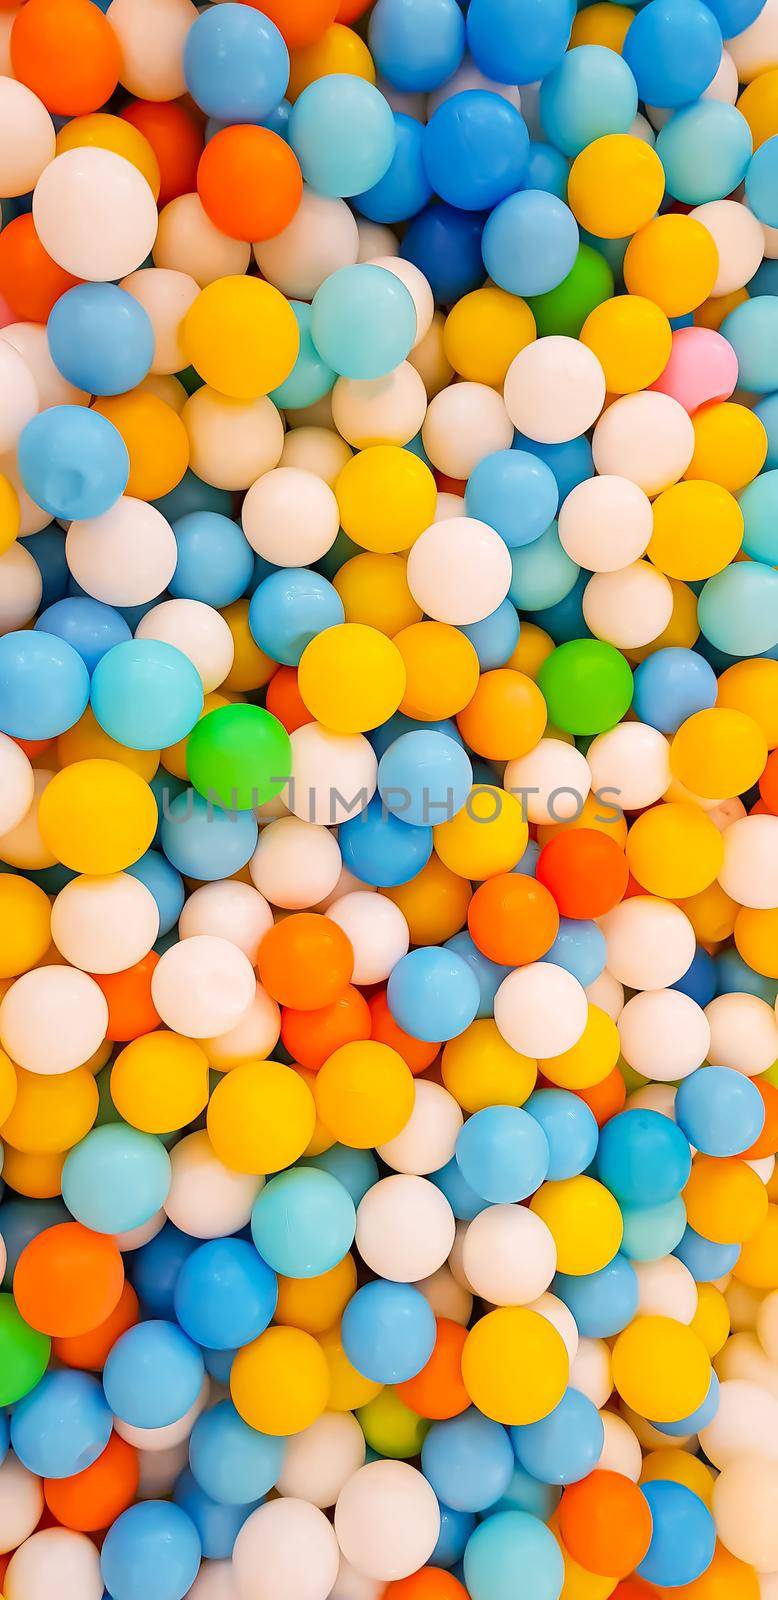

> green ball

[
  {"left": 186, "top": 703, "right": 292, "bottom": 811},
  {"left": 527, "top": 244, "right": 614, "bottom": 337},
  {"left": 357, "top": 1387, "right": 430, "bottom": 1458},
  {"left": 538, "top": 639, "right": 633, "bottom": 734},
  {"left": 0, "top": 1294, "right": 50, "bottom": 1406}
]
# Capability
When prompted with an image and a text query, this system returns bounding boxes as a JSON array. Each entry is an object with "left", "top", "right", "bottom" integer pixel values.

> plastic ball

[
  {"left": 183, "top": 275, "right": 299, "bottom": 399},
  {"left": 504, "top": 335, "right": 605, "bottom": 444},
  {"left": 232, "top": 1498, "right": 339, "bottom": 1600},
  {"left": 423, "top": 91, "right": 529, "bottom": 212},
  {"left": 461, "top": 1307, "right": 568, "bottom": 1426},
  {"left": 290, "top": 76, "right": 396, "bottom": 199},
  {"left": 207, "top": 1058, "right": 316, "bottom": 1175},
  {"left": 100, "top": 1500, "right": 201, "bottom": 1600},
  {"left": 33, "top": 148, "right": 158, "bottom": 282},
  {"left": 463, "top": 1206, "right": 557, "bottom": 1306}
]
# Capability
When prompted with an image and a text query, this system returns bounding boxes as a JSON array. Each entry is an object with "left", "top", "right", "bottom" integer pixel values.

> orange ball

[
  {"left": 257, "top": 912, "right": 354, "bottom": 1010},
  {"left": 760, "top": 748, "right": 778, "bottom": 814},
  {"left": 575, "top": 1065, "right": 627, "bottom": 1127},
  {"left": 243, "top": 0, "right": 338, "bottom": 46},
  {"left": 368, "top": 989, "right": 440, "bottom": 1074},
  {"left": 14, "top": 1222, "right": 124, "bottom": 1338},
  {"left": 93, "top": 952, "right": 161, "bottom": 1042},
  {"left": 121, "top": 99, "right": 204, "bottom": 207},
  {"left": 612, "top": 1582, "right": 661, "bottom": 1600},
  {"left": 52, "top": 1280, "right": 139, "bottom": 1371},
  {"left": 396, "top": 1318, "right": 470, "bottom": 1420},
  {"left": 197, "top": 126, "right": 303, "bottom": 242},
  {"left": 558, "top": 1471, "right": 653, "bottom": 1580},
  {"left": 266, "top": 666, "right": 314, "bottom": 734},
  {"left": 281, "top": 985, "right": 372, "bottom": 1070},
  {"left": 467, "top": 873, "right": 559, "bottom": 966},
  {"left": 0, "top": 213, "right": 80, "bottom": 322},
  {"left": 44, "top": 1432, "right": 139, "bottom": 1532},
  {"left": 385, "top": 1572, "right": 469, "bottom": 1600},
  {"left": 742, "top": 1079, "right": 778, "bottom": 1161},
  {"left": 11, "top": 0, "right": 120, "bottom": 114},
  {"left": 456, "top": 669, "right": 547, "bottom": 760},
  {"left": 536, "top": 829, "right": 630, "bottom": 918}
]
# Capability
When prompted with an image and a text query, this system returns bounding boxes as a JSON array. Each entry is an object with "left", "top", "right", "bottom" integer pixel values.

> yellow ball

[
  {"left": 581, "top": 294, "right": 672, "bottom": 394},
  {"left": 735, "top": 906, "right": 778, "bottom": 979},
  {"left": 677, "top": 880, "right": 738, "bottom": 945},
  {"left": 612, "top": 1314, "right": 712, "bottom": 1422},
  {"left": 94, "top": 392, "right": 189, "bottom": 502},
  {"left": 335, "top": 446, "right": 437, "bottom": 554},
  {"left": 183, "top": 276, "right": 300, "bottom": 399},
  {"left": 274, "top": 1255, "right": 357, "bottom": 1335},
  {"left": 640, "top": 1449, "right": 716, "bottom": 1507},
  {"left": 670, "top": 707, "right": 767, "bottom": 800},
  {"left": 443, "top": 286, "right": 536, "bottom": 387},
  {"left": 738, "top": 67, "right": 778, "bottom": 148},
  {"left": 395, "top": 621, "right": 480, "bottom": 721},
  {"left": 319, "top": 1324, "right": 382, "bottom": 1411},
  {"left": 288, "top": 24, "right": 376, "bottom": 100},
  {"left": 231, "top": 1326, "right": 330, "bottom": 1435},
  {"left": 0, "top": 876, "right": 51, "bottom": 978},
  {"left": 314, "top": 1040, "right": 415, "bottom": 1149},
  {"left": 648, "top": 480, "right": 744, "bottom": 580},
  {"left": 627, "top": 576, "right": 700, "bottom": 664},
  {"left": 0, "top": 472, "right": 20, "bottom": 555},
  {"left": 626, "top": 801, "right": 724, "bottom": 899},
  {"left": 111, "top": 1032, "right": 210, "bottom": 1134},
  {"left": 434, "top": 786, "right": 529, "bottom": 880},
  {"left": 685, "top": 401, "right": 768, "bottom": 492},
  {"left": 0, "top": 1047, "right": 17, "bottom": 1125},
  {"left": 383, "top": 853, "right": 472, "bottom": 946},
  {"left": 548, "top": 1519, "right": 615, "bottom": 1600},
  {"left": 508, "top": 622, "right": 555, "bottom": 680},
  {"left": 569, "top": 1, "right": 634, "bottom": 50},
  {"left": 624, "top": 214, "right": 719, "bottom": 318},
  {"left": 58, "top": 706, "right": 160, "bottom": 782},
  {"left": 734, "top": 1204, "right": 778, "bottom": 1289},
  {"left": 685, "top": 1155, "right": 769, "bottom": 1246},
  {"left": 568, "top": 134, "right": 665, "bottom": 239},
  {"left": 220, "top": 600, "right": 276, "bottom": 693},
  {"left": 462, "top": 1307, "right": 568, "bottom": 1425},
  {"left": 334, "top": 554, "right": 422, "bottom": 636},
  {"left": 56, "top": 112, "right": 161, "bottom": 198},
  {"left": 298, "top": 623, "right": 406, "bottom": 733},
  {"left": 542, "top": 1006, "right": 620, "bottom": 1091},
  {"left": 38, "top": 760, "right": 157, "bottom": 875},
  {"left": 357, "top": 1387, "right": 429, "bottom": 1459},
  {"left": 442, "top": 1019, "right": 537, "bottom": 1112},
  {"left": 0, "top": 1146, "right": 64, "bottom": 1199},
  {"left": 536, "top": 789, "right": 628, "bottom": 849},
  {"left": 530, "top": 1175, "right": 624, "bottom": 1274},
  {"left": 0, "top": 1064, "right": 98, "bottom": 1154},
  {"left": 691, "top": 1283, "right": 731, "bottom": 1358},
  {"left": 717, "top": 659, "right": 778, "bottom": 749},
  {"left": 207, "top": 1058, "right": 316, "bottom": 1175}
]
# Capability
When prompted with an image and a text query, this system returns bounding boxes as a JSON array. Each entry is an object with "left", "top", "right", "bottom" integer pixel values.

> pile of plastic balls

[{"left": 1, "top": 0, "right": 778, "bottom": 1594}]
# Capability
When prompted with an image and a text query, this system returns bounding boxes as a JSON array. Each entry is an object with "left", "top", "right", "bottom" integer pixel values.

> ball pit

[{"left": 0, "top": 0, "right": 777, "bottom": 1597}]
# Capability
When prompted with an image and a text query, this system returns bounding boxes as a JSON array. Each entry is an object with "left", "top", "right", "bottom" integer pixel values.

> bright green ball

[
  {"left": 186, "top": 703, "right": 292, "bottom": 811},
  {"left": 0, "top": 1294, "right": 51, "bottom": 1406},
  {"left": 527, "top": 244, "right": 614, "bottom": 337},
  {"left": 538, "top": 638, "right": 633, "bottom": 734},
  {"left": 357, "top": 1387, "right": 430, "bottom": 1458}
]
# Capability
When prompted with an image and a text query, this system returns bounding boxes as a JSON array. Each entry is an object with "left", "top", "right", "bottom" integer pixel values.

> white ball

[
  {"left": 203, "top": 982, "right": 281, "bottom": 1071},
  {"left": 503, "top": 738, "right": 591, "bottom": 825},
  {"left": 758, "top": 1291, "right": 778, "bottom": 1363},
  {"left": 107, "top": 0, "right": 196, "bottom": 99},
  {"left": 719, "top": 816, "right": 778, "bottom": 909},
  {"left": 288, "top": 724, "right": 377, "bottom": 826},
  {"left": 0, "top": 966, "right": 108, "bottom": 1074},
  {"left": 0, "top": 78, "right": 55, "bottom": 198},
  {"left": 494, "top": 964, "right": 589, "bottom": 1058},
  {"left": 0, "top": 733, "right": 34, "bottom": 837},
  {"left": 335, "top": 1462, "right": 440, "bottom": 1582},
  {"left": 66, "top": 498, "right": 177, "bottom": 606},
  {"left": 355, "top": 1174, "right": 455, "bottom": 1282},
  {"left": 116, "top": 1380, "right": 209, "bottom": 1453},
  {"left": 249, "top": 817, "right": 342, "bottom": 910},
  {"left": 369, "top": 257, "right": 434, "bottom": 347},
  {"left": 0, "top": 542, "right": 43, "bottom": 634},
  {"left": 241, "top": 468, "right": 339, "bottom": 566},
  {"left": 705, "top": 992, "right": 778, "bottom": 1076},
  {"left": 50, "top": 872, "right": 159, "bottom": 973},
  {"left": 2, "top": 321, "right": 87, "bottom": 410},
  {"left": 599, "top": 897, "right": 696, "bottom": 989},
  {"left": 717, "top": 1331, "right": 778, "bottom": 1401},
  {"left": 434, "top": 492, "right": 466, "bottom": 521},
  {"left": 703, "top": 47, "right": 738, "bottom": 103},
  {"left": 328, "top": 1557, "right": 382, "bottom": 1600},
  {"left": 428, "top": 55, "right": 522, "bottom": 114},
  {"left": 136, "top": 599, "right": 234, "bottom": 692},
  {"left": 33, "top": 149, "right": 158, "bottom": 281},
  {"left": 178, "top": 882, "right": 273, "bottom": 961},
  {"left": 592, "top": 392, "right": 695, "bottom": 495},
  {"left": 356, "top": 220, "right": 399, "bottom": 262},
  {"left": 527, "top": 1292, "right": 579, "bottom": 1364},
  {"left": 184, "top": 1561, "right": 239, "bottom": 1600},
  {"left": 183, "top": 389, "right": 283, "bottom": 491},
  {"left": 414, "top": 1264, "right": 473, "bottom": 1327},
  {"left": 422, "top": 381, "right": 513, "bottom": 477},
  {"left": 503, "top": 337, "right": 606, "bottom": 444},
  {"left": 151, "top": 936, "right": 255, "bottom": 1038},
  {"left": 558, "top": 475, "right": 653, "bottom": 571},
  {"left": 406, "top": 517, "right": 512, "bottom": 624},
  {"left": 136, "top": 1438, "right": 191, "bottom": 1494},
  {"left": 121, "top": 267, "right": 199, "bottom": 376},
  {"left": 280, "top": 426, "right": 353, "bottom": 486},
  {"left": 0, "top": 1455, "right": 44, "bottom": 1554},
  {"left": 569, "top": 1338, "right": 613, "bottom": 1409},
  {"left": 618, "top": 989, "right": 711, "bottom": 1081},
  {"left": 690, "top": 199, "right": 765, "bottom": 295},
  {"left": 164, "top": 1131, "right": 262, "bottom": 1238},
  {"left": 634, "top": 1257, "right": 698, "bottom": 1323},
  {"left": 114, "top": 1210, "right": 167, "bottom": 1252},
  {"left": 462, "top": 1205, "right": 557, "bottom": 1305},
  {"left": 314, "top": 866, "right": 375, "bottom": 912},
  {"left": 727, "top": 0, "right": 778, "bottom": 80},
  {"left": 274, "top": 1413, "right": 366, "bottom": 1508},
  {"left": 0, "top": 453, "right": 48, "bottom": 537},
  {"left": 587, "top": 724, "right": 671, "bottom": 812},
  {"left": 233, "top": 1499, "right": 340, "bottom": 1600},
  {"left": 154, "top": 194, "right": 250, "bottom": 288},
  {"left": 627, "top": 1084, "right": 678, "bottom": 1119},
  {"left": 701, "top": 1380, "right": 778, "bottom": 1469},
  {"left": 585, "top": 970, "right": 624, "bottom": 1022},
  {"left": 326, "top": 891, "right": 409, "bottom": 984},
  {"left": 331, "top": 364, "right": 428, "bottom": 449},
  {"left": 254, "top": 188, "right": 359, "bottom": 300},
  {"left": 0, "top": 767, "right": 55, "bottom": 872},
  {"left": 597, "top": 1412, "right": 642, "bottom": 1481},
  {"left": 5, "top": 1528, "right": 103, "bottom": 1600},
  {"left": 376, "top": 1081, "right": 463, "bottom": 1175},
  {"left": 583, "top": 561, "right": 673, "bottom": 650}
]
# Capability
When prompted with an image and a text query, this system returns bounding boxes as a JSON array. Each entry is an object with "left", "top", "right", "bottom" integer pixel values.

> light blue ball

[
  {"left": 623, "top": 0, "right": 723, "bottom": 108},
  {"left": 341, "top": 1279, "right": 436, "bottom": 1383},
  {"left": 675, "top": 1065, "right": 765, "bottom": 1157},
  {"left": 11, "top": 1371, "right": 112, "bottom": 1479},
  {"left": 174, "top": 1239, "right": 278, "bottom": 1350},
  {"left": 430, "top": 1156, "right": 489, "bottom": 1222},
  {"left": 512, "top": 1388, "right": 605, "bottom": 1486},
  {"left": 0, "top": 628, "right": 89, "bottom": 739},
  {"left": 47, "top": 283, "right": 155, "bottom": 395},
  {"left": 104, "top": 1319, "right": 205, "bottom": 1429},
  {"left": 184, "top": 3, "right": 289, "bottom": 121},
  {"left": 311, "top": 263, "right": 417, "bottom": 379},
  {"left": 173, "top": 1469, "right": 257, "bottom": 1560},
  {"left": 637, "top": 1481, "right": 716, "bottom": 1589},
  {"left": 34, "top": 595, "right": 131, "bottom": 673},
  {"left": 455, "top": 1105, "right": 550, "bottom": 1202},
  {"left": 249, "top": 568, "right": 344, "bottom": 665},
  {"left": 289, "top": 76, "right": 396, "bottom": 198},
  {"left": 431, "top": 1505, "right": 477, "bottom": 1568},
  {"left": 747, "top": 136, "right": 778, "bottom": 225},
  {"left": 101, "top": 1500, "right": 201, "bottom": 1600},
  {"left": 464, "top": 1510, "right": 565, "bottom": 1600},
  {"left": 422, "top": 1410, "right": 515, "bottom": 1513},
  {"left": 715, "top": 948, "right": 778, "bottom": 1004},
  {"left": 657, "top": 101, "right": 753, "bottom": 204},
  {"left": 356, "top": 111, "right": 433, "bottom": 224},
  {"left": 62, "top": 1125, "right": 171, "bottom": 1234},
  {"left": 509, "top": 523, "right": 580, "bottom": 611},
  {"left": 740, "top": 468, "right": 778, "bottom": 562},
  {"left": 371, "top": 712, "right": 463, "bottom": 761},
  {"left": 128, "top": 1223, "right": 197, "bottom": 1318},
  {"left": 633, "top": 646, "right": 718, "bottom": 732},
  {"left": 706, "top": 0, "right": 765, "bottom": 29},
  {"left": 721, "top": 295, "right": 778, "bottom": 392},
  {"left": 674, "top": 1225, "right": 740, "bottom": 1281},
  {"left": 490, "top": 1467, "right": 561, "bottom": 1523},
  {"left": 339, "top": 795, "right": 433, "bottom": 888},
  {"left": 525, "top": 141, "right": 570, "bottom": 199},
  {"left": 541, "top": 918, "right": 606, "bottom": 986},
  {"left": 467, "top": 0, "right": 573, "bottom": 85},
  {"left": 0, "top": 1198, "right": 68, "bottom": 1282},
  {"left": 160, "top": 790, "right": 258, "bottom": 880},
  {"left": 553, "top": 1254, "right": 639, "bottom": 1337},
  {"left": 369, "top": 0, "right": 465, "bottom": 91},
  {"left": 525, "top": 1090, "right": 599, "bottom": 1181},
  {"left": 21, "top": 525, "right": 69, "bottom": 608},
  {"left": 387, "top": 946, "right": 481, "bottom": 1042},
  {"left": 698, "top": 562, "right": 778, "bottom": 655},
  {"left": 596, "top": 1109, "right": 691, "bottom": 1208},
  {"left": 755, "top": 390, "right": 778, "bottom": 468},
  {"left": 621, "top": 1197, "right": 687, "bottom": 1262},
  {"left": 423, "top": 91, "right": 529, "bottom": 211},
  {"left": 170, "top": 511, "right": 254, "bottom": 607},
  {"left": 512, "top": 431, "right": 593, "bottom": 503},
  {"left": 444, "top": 932, "right": 511, "bottom": 1020},
  {"left": 90, "top": 638, "right": 203, "bottom": 751},
  {"left": 458, "top": 600, "right": 521, "bottom": 670},
  {"left": 271, "top": 301, "right": 336, "bottom": 409},
  {"left": 189, "top": 1399, "right": 286, "bottom": 1505},
  {"left": 302, "top": 1144, "right": 379, "bottom": 1207},
  {"left": 154, "top": 470, "right": 232, "bottom": 524},
  {"left": 466, "top": 450, "right": 559, "bottom": 549},
  {"left": 0, "top": 1411, "right": 8, "bottom": 1467},
  {"left": 250, "top": 1168, "right": 356, "bottom": 1278},
  {"left": 17, "top": 405, "right": 129, "bottom": 521},
  {"left": 378, "top": 730, "right": 473, "bottom": 827},
  {"left": 482, "top": 190, "right": 579, "bottom": 298},
  {"left": 540, "top": 46, "right": 638, "bottom": 158},
  {"left": 127, "top": 849, "right": 184, "bottom": 936}
]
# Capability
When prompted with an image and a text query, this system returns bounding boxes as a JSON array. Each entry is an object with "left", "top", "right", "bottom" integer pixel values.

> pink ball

[{"left": 650, "top": 326, "right": 738, "bottom": 414}]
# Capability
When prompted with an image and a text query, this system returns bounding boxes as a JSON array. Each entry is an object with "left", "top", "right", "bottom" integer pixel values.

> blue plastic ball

[
  {"left": 740, "top": 467, "right": 778, "bottom": 563},
  {"left": 657, "top": 102, "right": 754, "bottom": 205},
  {"left": 596, "top": 1109, "right": 691, "bottom": 1208},
  {"left": 541, "top": 918, "right": 606, "bottom": 986},
  {"left": 341, "top": 1279, "right": 436, "bottom": 1383},
  {"left": 270, "top": 301, "right": 336, "bottom": 410},
  {"left": 553, "top": 1254, "right": 639, "bottom": 1337},
  {"left": 369, "top": 0, "right": 466, "bottom": 91},
  {"left": 173, "top": 1468, "right": 256, "bottom": 1560},
  {"left": 482, "top": 190, "right": 579, "bottom": 298},
  {"left": 467, "top": 0, "right": 573, "bottom": 85},
  {"left": 170, "top": 511, "right": 254, "bottom": 607},
  {"left": 189, "top": 1399, "right": 286, "bottom": 1505},
  {"left": 154, "top": 471, "right": 232, "bottom": 524},
  {"left": 249, "top": 568, "right": 344, "bottom": 665},
  {"left": 721, "top": 295, "right": 778, "bottom": 393},
  {"left": 637, "top": 1481, "right": 717, "bottom": 1589},
  {"left": 174, "top": 1239, "right": 277, "bottom": 1350},
  {"left": 401, "top": 203, "right": 487, "bottom": 303},
  {"left": 34, "top": 595, "right": 131, "bottom": 673},
  {"left": 387, "top": 946, "right": 481, "bottom": 1042},
  {"left": 423, "top": 91, "right": 529, "bottom": 211},
  {"left": 356, "top": 111, "right": 434, "bottom": 224},
  {"left": 715, "top": 948, "right": 778, "bottom": 1004},
  {"left": 47, "top": 283, "right": 155, "bottom": 396},
  {"left": 20, "top": 526, "right": 69, "bottom": 608},
  {"left": 101, "top": 1499, "right": 202, "bottom": 1600},
  {"left": 289, "top": 76, "right": 396, "bottom": 198},
  {"left": 466, "top": 450, "right": 559, "bottom": 549},
  {"left": 671, "top": 945, "right": 717, "bottom": 1009},
  {"left": 17, "top": 405, "right": 129, "bottom": 521},
  {"left": 674, "top": 1224, "right": 740, "bottom": 1281},
  {"left": 654, "top": 1371, "right": 720, "bottom": 1437},
  {"left": 90, "top": 638, "right": 203, "bottom": 751},
  {"left": 378, "top": 730, "right": 473, "bottom": 827},
  {"left": 431, "top": 1505, "right": 477, "bottom": 1569},
  {"left": 633, "top": 646, "right": 719, "bottom": 732},
  {"left": 311, "top": 263, "right": 417, "bottom": 379},
  {"left": 509, "top": 523, "right": 580, "bottom": 611},
  {"left": 430, "top": 1157, "right": 489, "bottom": 1222},
  {"left": 250, "top": 1168, "right": 356, "bottom": 1278},
  {"left": 11, "top": 1370, "right": 112, "bottom": 1479},
  {"left": 512, "top": 431, "right": 593, "bottom": 503},
  {"left": 160, "top": 790, "right": 258, "bottom": 880},
  {"left": 184, "top": 3, "right": 289, "bottom": 121},
  {"left": 0, "top": 628, "right": 90, "bottom": 739},
  {"left": 302, "top": 1144, "right": 379, "bottom": 1207},
  {"left": 62, "top": 1125, "right": 171, "bottom": 1234},
  {"left": 422, "top": 1410, "right": 515, "bottom": 1513},
  {"left": 128, "top": 1223, "right": 197, "bottom": 1319},
  {"left": 675, "top": 1065, "right": 766, "bottom": 1157},
  {"left": 755, "top": 391, "right": 778, "bottom": 468},
  {"left": 525, "top": 141, "right": 570, "bottom": 199},
  {"left": 444, "top": 932, "right": 511, "bottom": 1020},
  {"left": 512, "top": 1388, "right": 605, "bottom": 1486},
  {"left": 705, "top": 0, "right": 765, "bottom": 28},
  {"left": 526, "top": 1090, "right": 599, "bottom": 1181},
  {"left": 698, "top": 561, "right": 778, "bottom": 656},
  {"left": 339, "top": 795, "right": 433, "bottom": 888},
  {"left": 127, "top": 849, "right": 185, "bottom": 936},
  {"left": 464, "top": 1510, "right": 564, "bottom": 1600},
  {"left": 455, "top": 1105, "right": 550, "bottom": 1202},
  {"left": 491, "top": 1467, "right": 561, "bottom": 1523},
  {"left": 540, "top": 46, "right": 638, "bottom": 158},
  {"left": 623, "top": 0, "right": 723, "bottom": 108},
  {"left": 104, "top": 1320, "right": 205, "bottom": 1429},
  {"left": 621, "top": 1197, "right": 687, "bottom": 1262}
]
